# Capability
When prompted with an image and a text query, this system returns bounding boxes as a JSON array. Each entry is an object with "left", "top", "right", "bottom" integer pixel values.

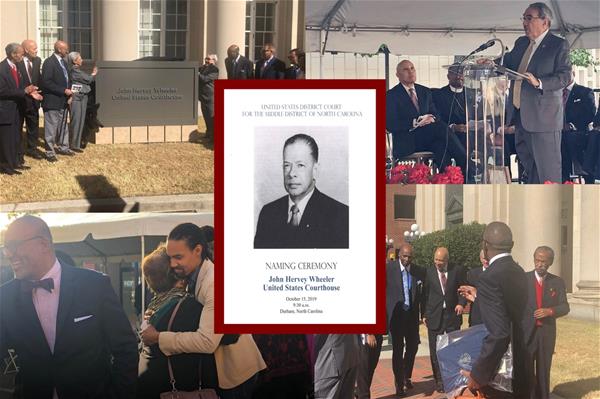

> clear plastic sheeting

[{"left": 436, "top": 324, "right": 513, "bottom": 398}]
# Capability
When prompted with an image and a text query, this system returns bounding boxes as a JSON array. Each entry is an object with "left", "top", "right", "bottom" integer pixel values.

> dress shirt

[
  {"left": 401, "top": 83, "right": 416, "bottom": 97},
  {"left": 534, "top": 270, "right": 546, "bottom": 285},
  {"left": 400, "top": 261, "right": 411, "bottom": 310},
  {"left": 287, "top": 188, "right": 315, "bottom": 224},
  {"left": 449, "top": 85, "right": 464, "bottom": 93},
  {"left": 527, "top": 29, "right": 550, "bottom": 89},
  {"left": 31, "top": 258, "right": 61, "bottom": 353},
  {"left": 437, "top": 268, "right": 447, "bottom": 309},
  {"left": 488, "top": 252, "right": 511, "bottom": 268}
]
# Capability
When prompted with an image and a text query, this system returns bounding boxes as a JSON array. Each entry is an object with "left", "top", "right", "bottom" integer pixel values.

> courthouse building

[{"left": 387, "top": 185, "right": 600, "bottom": 321}]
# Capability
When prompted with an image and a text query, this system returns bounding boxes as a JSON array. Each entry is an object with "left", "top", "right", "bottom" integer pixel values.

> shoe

[
  {"left": 16, "top": 164, "right": 31, "bottom": 170},
  {"left": 404, "top": 379, "right": 413, "bottom": 389},
  {"left": 1, "top": 167, "right": 21, "bottom": 175},
  {"left": 71, "top": 148, "right": 84, "bottom": 153},
  {"left": 395, "top": 387, "right": 406, "bottom": 397},
  {"left": 56, "top": 149, "right": 75, "bottom": 156},
  {"left": 436, "top": 382, "right": 445, "bottom": 393},
  {"left": 26, "top": 150, "right": 44, "bottom": 159},
  {"left": 47, "top": 155, "right": 58, "bottom": 163}
]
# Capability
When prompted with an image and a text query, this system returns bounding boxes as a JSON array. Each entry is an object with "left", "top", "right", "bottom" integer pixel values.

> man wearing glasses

[
  {"left": 500, "top": 2, "right": 571, "bottom": 183},
  {"left": 0, "top": 215, "right": 138, "bottom": 399},
  {"left": 199, "top": 54, "right": 219, "bottom": 140}
]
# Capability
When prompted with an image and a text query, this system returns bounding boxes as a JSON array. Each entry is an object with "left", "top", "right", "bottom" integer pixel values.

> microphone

[{"left": 473, "top": 39, "right": 497, "bottom": 54}]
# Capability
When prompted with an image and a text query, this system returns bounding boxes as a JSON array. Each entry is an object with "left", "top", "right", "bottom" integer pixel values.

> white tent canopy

[{"left": 306, "top": 0, "right": 600, "bottom": 55}]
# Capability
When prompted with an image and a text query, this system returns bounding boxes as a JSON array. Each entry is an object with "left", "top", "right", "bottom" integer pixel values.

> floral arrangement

[
  {"left": 387, "top": 163, "right": 464, "bottom": 184},
  {"left": 543, "top": 181, "right": 577, "bottom": 184}
]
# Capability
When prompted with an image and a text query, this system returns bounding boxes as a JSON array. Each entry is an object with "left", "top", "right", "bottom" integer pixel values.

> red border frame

[{"left": 214, "top": 79, "right": 386, "bottom": 334}]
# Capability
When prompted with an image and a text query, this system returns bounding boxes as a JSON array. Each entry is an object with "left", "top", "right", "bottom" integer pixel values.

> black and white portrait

[{"left": 254, "top": 127, "right": 349, "bottom": 249}]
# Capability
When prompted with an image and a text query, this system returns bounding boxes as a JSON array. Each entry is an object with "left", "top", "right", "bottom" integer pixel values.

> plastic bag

[{"left": 436, "top": 324, "right": 513, "bottom": 398}]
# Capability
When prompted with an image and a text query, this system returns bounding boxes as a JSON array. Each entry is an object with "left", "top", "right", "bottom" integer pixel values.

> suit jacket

[
  {"left": 386, "top": 82, "right": 440, "bottom": 158},
  {"left": 158, "top": 259, "right": 266, "bottom": 389},
  {"left": 432, "top": 85, "right": 469, "bottom": 125},
  {"left": 424, "top": 264, "right": 467, "bottom": 332},
  {"left": 0, "top": 59, "right": 27, "bottom": 125},
  {"left": 254, "top": 188, "right": 349, "bottom": 249},
  {"left": 255, "top": 57, "right": 286, "bottom": 79},
  {"left": 198, "top": 64, "right": 219, "bottom": 103},
  {"left": 564, "top": 83, "right": 596, "bottom": 132},
  {"left": 466, "top": 266, "right": 484, "bottom": 327},
  {"left": 523, "top": 271, "right": 569, "bottom": 345},
  {"left": 285, "top": 65, "right": 304, "bottom": 80},
  {"left": 385, "top": 260, "right": 426, "bottom": 327},
  {"left": 70, "top": 67, "right": 94, "bottom": 100},
  {"left": 0, "top": 264, "right": 139, "bottom": 399},
  {"left": 225, "top": 55, "right": 254, "bottom": 80},
  {"left": 314, "top": 334, "right": 359, "bottom": 381},
  {"left": 41, "top": 54, "right": 70, "bottom": 111},
  {"left": 503, "top": 33, "right": 571, "bottom": 132},
  {"left": 17, "top": 56, "right": 41, "bottom": 111},
  {"left": 471, "top": 255, "right": 529, "bottom": 396}
]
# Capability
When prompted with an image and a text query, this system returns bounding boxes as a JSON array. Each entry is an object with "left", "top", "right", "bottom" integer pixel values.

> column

[
  {"left": 572, "top": 186, "right": 600, "bottom": 301},
  {"left": 206, "top": 0, "right": 247, "bottom": 79},
  {"left": 415, "top": 185, "right": 446, "bottom": 234},
  {"left": 100, "top": 0, "right": 138, "bottom": 61}
]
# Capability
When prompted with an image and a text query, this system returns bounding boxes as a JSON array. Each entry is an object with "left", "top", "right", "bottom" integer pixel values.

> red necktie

[
  {"left": 562, "top": 88, "right": 570, "bottom": 107},
  {"left": 10, "top": 65, "right": 19, "bottom": 87},
  {"left": 440, "top": 271, "right": 447, "bottom": 293}
]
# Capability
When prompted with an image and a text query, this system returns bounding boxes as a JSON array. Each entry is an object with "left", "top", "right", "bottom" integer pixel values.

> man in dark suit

[
  {"left": 583, "top": 107, "right": 600, "bottom": 181},
  {"left": 41, "top": 40, "right": 74, "bottom": 162},
  {"left": 432, "top": 64, "right": 469, "bottom": 140},
  {"left": 466, "top": 250, "right": 488, "bottom": 327},
  {"left": 384, "top": 243, "right": 426, "bottom": 396},
  {"left": 199, "top": 54, "right": 219, "bottom": 140},
  {"left": 285, "top": 48, "right": 305, "bottom": 80},
  {"left": 461, "top": 222, "right": 530, "bottom": 398},
  {"left": 17, "top": 39, "right": 44, "bottom": 160},
  {"left": 225, "top": 44, "right": 253, "bottom": 80},
  {"left": 254, "top": 133, "right": 349, "bottom": 249},
  {"left": 0, "top": 215, "right": 138, "bottom": 399},
  {"left": 386, "top": 60, "right": 466, "bottom": 175},
  {"left": 314, "top": 334, "right": 359, "bottom": 399},
  {"left": 500, "top": 2, "right": 572, "bottom": 183},
  {"left": 525, "top": 246, "right": 569, "bottom": 398},
  {"left": 0, "top": 43, "right": 42, "bottom": 175},
  {"left": 560, "top": 75, "right": 596, "bottom": 182},
  {"left": 423, "top": 247, "right": 466, "bottom": 393},
  {"left": 255, "top": 43, "right": 285, "bottom": 80}
]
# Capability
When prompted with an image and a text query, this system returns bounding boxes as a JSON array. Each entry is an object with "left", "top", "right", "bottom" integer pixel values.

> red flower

[
  {"left": 443, "top": 166, "right": 464, "bottom": 184},
  {"left": 432, "top": 173, "right": 450, "bottom": 184},
  {"left": 407, "top": 163, "right": 431, "bottom": 184},
  {"left": 544, "top": 180, "right": 559, "bottom": 184},
  {"left": 563, "top": 181, "right": 577, "bottom": 185}
]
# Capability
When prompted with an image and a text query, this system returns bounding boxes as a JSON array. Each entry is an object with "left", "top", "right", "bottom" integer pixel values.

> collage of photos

[{"left": 1, "top": 1, "right": 599, "bottom": 399}]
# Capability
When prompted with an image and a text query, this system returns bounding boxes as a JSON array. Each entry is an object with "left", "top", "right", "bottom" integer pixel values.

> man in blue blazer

[
  {"left": 386, "top": 60, "right": 466, "bottom": 175},
  {"left": 0, "top": 215, "right": 138, "bottom": 399},
  {"left": 254, "top": 133, "right": 349, "bottom": 249}
]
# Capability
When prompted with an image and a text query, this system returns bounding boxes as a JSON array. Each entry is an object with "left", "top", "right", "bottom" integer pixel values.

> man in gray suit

[
  {"left": 314, "top": 334, "right": 359, "bottom": 399},
  {"left": 501, "top": 2, "right": 571, "bottom": 183}
]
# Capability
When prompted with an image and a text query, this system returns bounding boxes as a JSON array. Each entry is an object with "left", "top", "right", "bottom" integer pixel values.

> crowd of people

[
  {"left": 386, "top": 2, "right": 600, "bottom": 184},
  {"left": 0, "top": 39, "right": 97, "bottom": 175}
]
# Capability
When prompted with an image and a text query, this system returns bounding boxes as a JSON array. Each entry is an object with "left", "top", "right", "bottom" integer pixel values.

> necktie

[
  {"left": 402, "top": 269, "right": 411, "bottom": 310},
  {"left": 440, "top": 271, "right": 447, "bottom": 293},
  {"left": 10, "top": 65, "right": 19, "bottom": 87},
  {"left": 21, "top": 278, "right": 54, "bottom": 294},
  {"left": 513, "top": 39, "right": 535, "bottom": 109},
  {"left": 562, "top": 88, "right": 570, "bottom": 107},
  {"left": 59, "top": 58, "right": 69, "bottom": 84},
  {"left": 409, "top": 88, "right": 420, "bottom": 112},
  {"left": 289, "top": 205, "right": 300, "bottom": 227},
  {"left": 26, "top": 59, "right": 32, "bottom": 83}
]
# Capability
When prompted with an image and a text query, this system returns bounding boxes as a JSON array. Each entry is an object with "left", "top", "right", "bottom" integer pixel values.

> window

[
  {"left": 139, "top": 0, "right": 188, "bottom": 59},
  {"left": 39, "top": 0, "right": 92, "bottom": 59},
  {"left": 394, "top": 195, "right": 415, "bottom": 219},
  {"left": 245, "top": 0, "right": 277, "bottom": 61}
]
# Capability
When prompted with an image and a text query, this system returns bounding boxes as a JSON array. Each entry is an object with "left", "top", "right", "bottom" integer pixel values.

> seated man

[
  {"left": 387, "top": 60, "right": 466, "bottom": 175},
  {"left": 432, "top": 64, "right": 468, "bottom": 143},
  {"left": 560, "top": 74, "right": 596, "bottom": 182},
  {"left": 583, "top": 106, "right": 600, "bottom": 181}
]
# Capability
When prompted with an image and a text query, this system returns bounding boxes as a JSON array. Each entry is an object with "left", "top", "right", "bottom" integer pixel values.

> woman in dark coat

[{"left": 137, "top": 244, "right": 217, "bottom": 398}]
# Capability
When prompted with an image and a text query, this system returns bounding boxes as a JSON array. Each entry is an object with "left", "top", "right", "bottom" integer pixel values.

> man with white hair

[{"left": 199, "top": 54, "right": 219, "bottom": 139}]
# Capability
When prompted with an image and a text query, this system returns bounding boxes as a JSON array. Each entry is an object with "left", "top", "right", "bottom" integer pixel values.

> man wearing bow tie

[
  {"left": 524, "top": 246, "right": 569, "bottom": 398},
  {"left": 0, "top": 215, "right": 138, "bottom": 399},
  {"left": 254, "top": 133, "right": 349, "bottom": 249}
]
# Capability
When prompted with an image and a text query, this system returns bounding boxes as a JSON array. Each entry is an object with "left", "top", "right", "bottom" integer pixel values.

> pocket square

[
  {"left": 574, "top": 99, "right": 581, "bottom": 102},
  {"left": 74, "top": 315, "right": 93, "bottom": 323}
]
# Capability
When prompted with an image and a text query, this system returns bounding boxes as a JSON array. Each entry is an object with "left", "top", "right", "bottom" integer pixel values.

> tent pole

[
  {"left": 378, "top": 44, "right": 390, "bottom": 90},
  {"left": 141, "top": 235, "right": 145, "bottom": 318}
]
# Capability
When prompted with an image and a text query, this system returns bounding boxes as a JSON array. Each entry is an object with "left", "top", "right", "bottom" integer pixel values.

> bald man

[
  {"left": 17, "top": 39, "right": 44, "bottom": 160},
  {"left": 386, "top": 60, "right": 466, "bottom": 175},
  {"left": 461, "top": 221, "right": 530, "bottom": 398},
  {"left": 224, "top": 44, "right": 253, "bottom": 80},
  {"left": 423, "top": 247, "right": 466, "bottom": 393},
  {"left": 41, "top": 40, "right": 73, "bottom": 161},
  {"left": 0, "top": 215, "right": 138, "bottom": 399}
]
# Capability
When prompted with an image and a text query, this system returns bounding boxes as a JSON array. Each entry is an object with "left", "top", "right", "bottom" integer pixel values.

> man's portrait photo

[{"left": 254, "top": 130, "right": 349, "bottom": 249}]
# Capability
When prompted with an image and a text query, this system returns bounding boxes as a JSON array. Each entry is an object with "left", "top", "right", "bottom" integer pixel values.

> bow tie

[{"left": 21, "top": 278, "right": 54, "bottom": 293}]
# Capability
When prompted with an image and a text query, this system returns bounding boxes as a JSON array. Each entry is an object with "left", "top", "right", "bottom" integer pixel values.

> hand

[
  {"left": 504, "top": 125, "right": 516, "bottom": 134},
  {"left": 476, "top": 58, "right": 494, "bottom": 65},
  {"left": 92, "top": 66, "right": 98, "bottom": 76},
  {"left": 523, "top": 72, "right": 540, "bottom": 88},
  {"left": 140, "top": 324, "right": 160, "bottom": 346},
  {"left": 460, "top": 370, "right": 482, "bottom": 391},
  {"left": 366, "top": 334, "right": 377, "bottom": 348},
  {"left": 64, "top": 89, "right": 73, "bottom": 96},
  {"left": 30, "top": 91, "right": 43, "bottom": 101},
  {"left": 534, "top": 308, "right": 553, "bottom": 319},
  {"left": 417, "top": 114, "right": 435, "bottom": 127},
  {"left": 422, "top": 317, "right": 427, "bottom": 328},
  {"left": 455, "top": 304, "right": 464, "bottom": 315},
  {"left": 453, "top": 124, "right": 468, "bottom": 133},
  {"left": 458, "top": 285, "right": 477, "bottom": 302},
  {"left": 24, "top": 85, "right": 38, "bottom": 94}
]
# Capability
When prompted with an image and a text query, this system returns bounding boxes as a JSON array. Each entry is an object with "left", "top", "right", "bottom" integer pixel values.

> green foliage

[
  {"left": 569, "top": 49, "right": 600, "bottom": 71},
  {"left": 412, "top": 222, "right": 486, "bottom": 271}
]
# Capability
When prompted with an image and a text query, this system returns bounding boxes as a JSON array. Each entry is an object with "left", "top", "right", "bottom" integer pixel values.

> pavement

[{"left": 0, "top": 193, "right": 213, "bottom": 212}]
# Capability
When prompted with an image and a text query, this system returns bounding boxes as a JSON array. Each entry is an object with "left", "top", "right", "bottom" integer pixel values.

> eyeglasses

[
  {"left": 1, "top": 236, "right": 44, "bottom": 255},
  {"left": 521, "top": 15, "right": 545, "bottom": 22}
]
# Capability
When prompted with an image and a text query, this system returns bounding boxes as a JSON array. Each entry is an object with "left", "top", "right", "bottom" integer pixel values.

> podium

[{"left": 458, "top": 61, "right": 522, "bottom": 183}]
